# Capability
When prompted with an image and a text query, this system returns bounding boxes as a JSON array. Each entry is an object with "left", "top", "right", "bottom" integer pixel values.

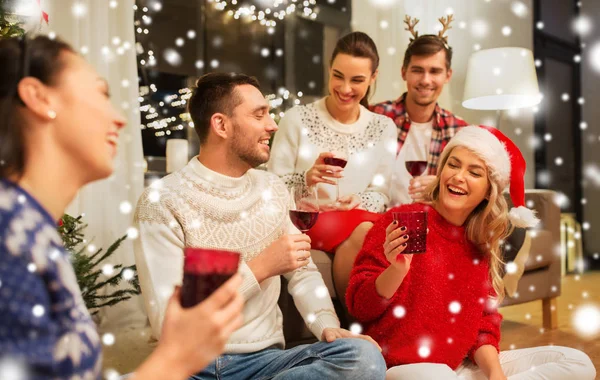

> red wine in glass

[
  {"left": 181, "top": 272, "right": 233, "bottom": 308},
  {"left": 180, "top": 248, "right": 240, "bottom": 308},
  {"left": 324, "top": 157, "right": 348, "bottom": 168},
  {"left": 405, "top": 161, "right": 427, "bottom": 177},
  {"left": 324, "top": 156, "right": 348, "bottom": 202},
  {"left": 289, "top": 210, "right": 319, "bottom": 232}
]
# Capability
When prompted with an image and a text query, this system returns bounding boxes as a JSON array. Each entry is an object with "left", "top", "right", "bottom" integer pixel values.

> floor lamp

[{"left": 462, "top": 47, "right": 542, "bottom": 129}]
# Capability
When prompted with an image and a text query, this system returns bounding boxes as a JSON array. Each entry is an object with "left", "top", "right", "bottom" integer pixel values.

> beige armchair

[
  {"left": 278, "top": 189, "right": 562, "bottom": 346},
  {"left": 500, "top": 189, "right": 561, "bottom": 329}
]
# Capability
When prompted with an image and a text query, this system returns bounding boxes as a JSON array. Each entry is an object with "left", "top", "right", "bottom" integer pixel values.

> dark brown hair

[
  {"left": 0, "top": 35, "right": 74, "bottom": 179},
  {"left": 402, "top": 35, "right": 453, "bottom": 70},
  {"left": 330, "top": 32, "right": 379, "bottom": 108},
  {"left": 188, "top": 72, "right": 261, "bottom": 145}
]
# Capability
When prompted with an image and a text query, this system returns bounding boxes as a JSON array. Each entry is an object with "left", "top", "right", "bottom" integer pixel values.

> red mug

[
  {"left": 180, "top": 248, "right": 240, "bottom": 308},
  {"left": 392, "top": 211, "right": 428, "bottom": 254}
]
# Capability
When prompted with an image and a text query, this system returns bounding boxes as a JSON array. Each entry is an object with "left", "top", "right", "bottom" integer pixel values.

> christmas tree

[
  {"left": 0, "top": 3, "right": 25, "bottom": 38},
  {"left": 58, "top": 214, "right": 141, "bottom": 316}
]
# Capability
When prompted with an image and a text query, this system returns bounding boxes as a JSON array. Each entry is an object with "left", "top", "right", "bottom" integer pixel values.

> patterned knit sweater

[
  {"left": 0, "top": 179, "right": 102, "bottom": 379},
  {"left": 134, "top": 158, "right": 340, "bottom": 354},
  {"left": 267, "top": 97, "right": 397, "bottom": 212},
  {"left": 346, "top": 203, "right": 502, "bottom": 370}
]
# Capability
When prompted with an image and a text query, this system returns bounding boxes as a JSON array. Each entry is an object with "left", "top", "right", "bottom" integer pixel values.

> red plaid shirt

[{"left": 370, "top": 93, "right": 469, "bottom": 175}]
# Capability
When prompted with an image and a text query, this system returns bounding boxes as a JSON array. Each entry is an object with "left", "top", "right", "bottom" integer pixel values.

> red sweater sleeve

[
  {"left": 468, "top": 284, "right": 503, "bottom": 362},
  {"left": 345, "top": 212, "right": 395, "bottom": 323}
]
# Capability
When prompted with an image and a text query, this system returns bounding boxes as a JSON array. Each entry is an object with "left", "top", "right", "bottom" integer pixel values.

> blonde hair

[{"left": 425, "top": 148, "right": 513, "bottom": 302}]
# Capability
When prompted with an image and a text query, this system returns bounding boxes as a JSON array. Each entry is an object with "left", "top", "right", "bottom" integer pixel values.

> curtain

[{"left": 42, "top": 0, "right": 147, "bottom": 329}]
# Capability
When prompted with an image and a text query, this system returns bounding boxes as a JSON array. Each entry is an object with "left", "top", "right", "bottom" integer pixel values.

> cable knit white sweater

[
  {"left": 133, "top": 158, "right": 340, "bottom": 354},
  {"left": 267, "top": 97, "right": 397, "bottom": 212}
]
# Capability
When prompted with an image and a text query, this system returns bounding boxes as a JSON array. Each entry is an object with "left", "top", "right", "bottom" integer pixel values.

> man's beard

[
  {"left": 414, "top": 98, "right": 436, "bottom": 107},
  {"left": 230, "top": 122, "right": 269, "bottom": 168}
]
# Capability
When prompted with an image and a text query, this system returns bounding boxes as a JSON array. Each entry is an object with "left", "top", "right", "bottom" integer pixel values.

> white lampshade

[{"left": 462, "top": 47, "right": 541, "bottom": 110}]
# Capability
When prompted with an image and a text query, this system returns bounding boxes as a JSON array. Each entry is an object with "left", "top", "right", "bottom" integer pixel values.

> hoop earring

[{"left": 47, "top": 110, "right": 57, "bottom": 119}]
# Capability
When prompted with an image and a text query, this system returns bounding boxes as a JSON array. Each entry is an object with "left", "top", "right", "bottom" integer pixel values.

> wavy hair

[{"left": 424, "top": 148, "right": 513, "bottom": 302}]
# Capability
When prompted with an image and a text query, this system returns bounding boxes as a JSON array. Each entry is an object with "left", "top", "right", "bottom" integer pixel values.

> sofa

[{"left": 278, "top": 189, "right": 561, "bottom": 347}]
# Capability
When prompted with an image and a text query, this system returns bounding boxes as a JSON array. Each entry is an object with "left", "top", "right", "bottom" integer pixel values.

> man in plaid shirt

[{"left": 370, "top": 34, "right": 468, "bottom": 206}]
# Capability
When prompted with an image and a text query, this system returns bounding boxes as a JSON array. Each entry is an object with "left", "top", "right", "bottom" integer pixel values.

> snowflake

[
  {"left": 307, "top": 313, "right": 316, "bottom": 323},
  {"left": 104, "top": 368, "right": 121, "bottom": 380},
  {"left": 32, "top": 304, "right": 45, "bottom": 318},
  {"left": 572, "top": 15, "right": 593, "bottom": 36},
  {"left": 72, "top": 2, "right": 87, "bottom": 17},
  {"left": 349, "top": 323, "right": 363, "bottom": 335},
  {"left": 315, "top": 286, "right": 328, "bottom": 299},
  {"left": 102, "top": 264, "right": 115, "bottom": 276},
  {"left": 572, "top": 304, "right": 600, "bottom": 338},
  {"left": 418, "top": 345, "right": 431, "bottom": 358},
  {"left": 120, "top": 201, "right": 133, "bottom": 214},
  {"left": 393, "top": 305, "right": 406, "bottom": 319},
  {"left": 471, "top": 20, "right": 489, "bottom": 38},
  {"left": 148, "top": 190, "right": 160, "bottom": 203},
  {"left": 510, "top": 1, "right": 529, "bottom": 17},
  {"left": 372, "top": 174, "right": 385, "bottom": 187},
  {"left": 163, "top": 49, "right": 182, "bottom": 66},
  {"left": 0, "top": 357, "right": 28, "bottom": 380},
  {"left": 262, "top": 189, "right": 273, "bottom": 201},
  {"left": 122, "top": 269, "right": 135, "bottom": 281},
  {"left": 27, "top": 263, "right": 37, "bottom": 273},
  {"left": 449, "top": 301, "right": 461, "bottom": 314},
  {"left": 505, "top": 262, "right": 517, "bottom": 274},
  {"left": 127, "top": 227, "right": 139, "bottom": 240},
  {"left": 102, "top": 333, "right": 116, "bottom": 346}
]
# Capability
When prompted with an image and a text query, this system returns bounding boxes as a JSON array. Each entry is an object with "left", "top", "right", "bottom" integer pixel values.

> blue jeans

[{"left": 190, "top": 338, "right": 386, "bottom": 380}]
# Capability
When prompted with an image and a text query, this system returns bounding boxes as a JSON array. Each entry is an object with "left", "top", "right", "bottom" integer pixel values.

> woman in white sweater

[{"left": 268, "top": 32, "right": 397, "bottom": 302}]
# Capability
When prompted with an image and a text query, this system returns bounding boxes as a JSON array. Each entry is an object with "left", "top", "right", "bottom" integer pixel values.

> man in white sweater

[{"left": 134, "top": 73, "right": 386, "bottom": 379}]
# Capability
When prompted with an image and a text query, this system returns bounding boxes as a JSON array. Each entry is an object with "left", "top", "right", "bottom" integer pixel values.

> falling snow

[{"left": 349, "top": 323, "right": 362, "bottom": 335}]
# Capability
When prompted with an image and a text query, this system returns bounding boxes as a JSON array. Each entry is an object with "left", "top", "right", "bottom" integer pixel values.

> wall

[{"left": 351, "top": 0, "right": 536, "bottom": 188}]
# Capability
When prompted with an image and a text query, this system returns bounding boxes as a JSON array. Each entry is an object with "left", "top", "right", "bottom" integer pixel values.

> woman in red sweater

[{"left": 346, "top": 126, "right": 596, "bottom": 379}]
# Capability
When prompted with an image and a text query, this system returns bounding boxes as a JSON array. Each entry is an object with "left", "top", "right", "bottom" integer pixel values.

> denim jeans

[{"left": 190, "top": 338, "right": 386, "bottom": 380}]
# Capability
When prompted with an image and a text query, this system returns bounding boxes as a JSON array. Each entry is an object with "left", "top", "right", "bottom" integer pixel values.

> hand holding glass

[{"left": 323, "top": 149, "right": 348, "bottom": 203}]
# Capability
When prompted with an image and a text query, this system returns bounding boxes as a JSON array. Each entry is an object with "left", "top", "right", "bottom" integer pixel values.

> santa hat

[{"left": 440, "top": 125, "right": 539, "bottom": 228}]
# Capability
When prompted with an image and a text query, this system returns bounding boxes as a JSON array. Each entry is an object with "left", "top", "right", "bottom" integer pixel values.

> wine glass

[
  {"left": 289, "top": 185, "right": 320, "bottom": 233},
  {"left": 289, "top": 185, "right": 319, "bottom": 270},
  {"left": 405, "top": 143, "right": 428, "bottom": 178},
  {"left": 323, "top": 148, "right": 349, "bottom": 204},
  {"left": 404, "top": 143, "right": 429, "bottom": 203}
]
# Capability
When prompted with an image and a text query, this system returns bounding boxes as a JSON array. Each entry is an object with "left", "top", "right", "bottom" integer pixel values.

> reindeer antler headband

[{"left": 404, "top": 14, "right": 454, "bottom": 48}]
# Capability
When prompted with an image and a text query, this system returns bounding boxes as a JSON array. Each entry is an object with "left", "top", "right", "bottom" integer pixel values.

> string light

[
  {"left": 208, "top": 0, "right": 318, "bottom": 28},
  {"left": 134, "top": 3, "right": 306, "bottom": 138}
]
